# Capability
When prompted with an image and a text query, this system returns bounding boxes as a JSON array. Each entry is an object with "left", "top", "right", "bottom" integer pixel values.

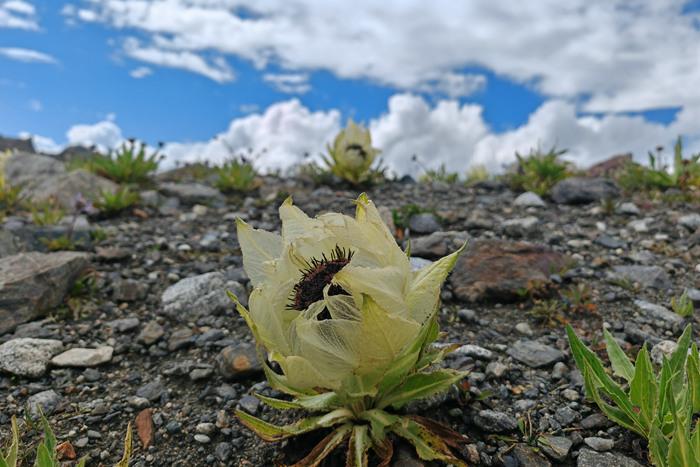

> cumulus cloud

[
  {"left": 129, "top": 66, "right": 152, "bottom": 79},
  {"left": 263, "top": 73, "right": 310, "bottom": 94},
  {"left": 0, "top": 47, "right": 57, "bottom": 64},
  {"left": 63, "top": 0, "right": 700, "bottom": 112},
  {"left": 66, "top": 118, "right": 124, "bottom": 151},
  {"left": 123, "top": 38, "right": 234, "bottom": 83},
  {"left": 0, "top": 0, "right": 38, "bottom": 30}
]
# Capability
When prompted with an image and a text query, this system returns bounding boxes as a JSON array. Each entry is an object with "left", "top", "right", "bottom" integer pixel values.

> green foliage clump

[
  {"left": 567, "top": 325, "right": 700, "bottom": 466},
  {"left": 464, "top": 165, "right": 490, "bottom": 186},
  {"left": 1, "top": 414, "right": 132, "bottom": 467},
  {"left": 94, "top": 187, "right": 139, "bottom": 216},
  {"left": 506, "top": 146, "right": 571, "bottom": 195},
  {"left": 618, "top": 137, "right": 700, "bottom": 193},
  {"left": 76, "top": 140, "right": 160, "bottom": 184},
  {"left": 322, "top": 120, "right": 384, "bottom": 186},
  {"left": 30, "top": 199, "right": 65, "bottom": 226},
  {"left": 215, "top": 158, "right": 260, "bottom": 193},
  {"left": 671, "top": 291, "right": 695, "bottom": 318},
  {"left": 419, "top": 163, "right": 459, "bottom": 184}
]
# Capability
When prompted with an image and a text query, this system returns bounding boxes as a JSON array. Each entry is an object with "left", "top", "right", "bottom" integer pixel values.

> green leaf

[
  {"left": 649, "top": 424, "right": 670, "bottom": 467},
  {"left": 360, "top": 409, "right": 400, "bottom": 445},
  {"left": 666, "top": 382, "right": 700, "bottom": 467},
  {"left": 603, "top": 328, "right": 635, "bottom": 383},
  {"left": 0, "top": 416, "right": 19, "bottom": 467},
  {"left": 669, "top": 325, "right": 693, "bottom": 377},
  {"left": 235, "top": 408, "right": 352, "bottom": 442},
  {"left": 289, "top": 424, "right": 352, "bottom": 467},
  {"left": 34, "top": 444, "right": 53, "bottom": 467},
  {"left": 377, "top": 369, "right": 466, "bottom": 410},
  {"left": 629, "top": 344, "right": 657, "bottom": 432},
  {"left": 582, "top": 366, "right": 641, "bottom": 435},
  {"left": 688, "top": 344, "right": 700, "bottom": 413},
  {"left": 346, "top": 425, "right": 371, "bottom": 467},
  {"left": 39, "top": 414, "right": 56, "bottom": 459},
  {"left": 115, "top": 422, "right": 133, "bottom": 467},
  {"left": 390, "top": 416, "right": 467, "bottom": 467},
  {"left": 255, "top": 392, "right": 341, "bottom": 411}
]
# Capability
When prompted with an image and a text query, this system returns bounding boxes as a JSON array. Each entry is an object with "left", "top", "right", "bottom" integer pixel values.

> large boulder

[
  {"left": 0, "top": 252, "right": 90, "bottom": 335},
  {"left": 158, "top": 182, "right": 224, "bottom": 205},
  {"left": 586, "top": 154, "right": 632, "bottom": 178},
  {"left": 0, "top": 136, "right": 34, "bottom": 153},
  {"left": 450, "top": 240, "right": 573, "bottom": 302},
  {"left": 5, "top": 152, "right": 64, "bottom": 187},
  {"left": 550, "top": 177, "right": 619, "bottom": 204}
]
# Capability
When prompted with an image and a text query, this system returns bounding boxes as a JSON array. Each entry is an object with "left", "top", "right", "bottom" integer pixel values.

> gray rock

[
  {"left": 216, "top": 344, "right": 261, "bottom": 380},
  {"left": 408, "top": 213, "right": 441, "bottom": 235},
  {"left": 162, "top": 272, "right": 234, "bottom": 320},
  {"left": 0, "top": 338, "right": 63, "bottom": 377},
  {"left": 584, "top": 437, "right": 615, "bottom": 452},
  {"left": 454, "top": 344, "right": 494, "bottom": 360},
  {"left": 112, "top": 279, "right": 148, "bottom": 302},
  {"left": 507, "top": 340, "right": 565, "bottom": 368},
  {"left": 554, "top": 406, "right": 580, "bottom": 426},
  {"left": 595, "top": 235, "right": 626, "bottom": 249},
  {"left": 473, "top": 409, "right": 518, "bottom": 433},
  {"left": 687, "top": 288, "right": 700, "bottom": 306},
  {"left": 539, "top": 435, "right": 572, "bottom": 461},
  {"left": 650, "top": 340, "right": 678, "bottom": 365},
  {"left": 51, "top": 347, "right": 113, "bottom": 367},
  {"left": 617, "top": 202, "right": 640, "bottom": 215},
  {"left": 107, "top": 318, "right": 140, "bottom": 333},
  {"left": 158, "top": 182, "right": 223, "bottom": 205},
  {"left": 5, "top": 152, "right": 64, "bottom": 187},
  {"left": 679, "top": 213, "right": 700, "bottom": 231},
  {"left": 486, "top": 361, "right": 508, "bottom": 378},
  {"left": 27, "top": 389, "right": 61, "bottom": 418},
  {"left": 194, "top": 434, "right": 211, "bottom": 444},
  {"left": 238, "top": 395, "right": 260, "bottom": 414},
  {"left": 511, "top": 444, "right": 552, "bottom": 467},
  {"left": 137, "top": 321, "right": 165, "bottom": 345},
  {"left": 136, "top": 379, "right": 167, "bottom": 402},
  {"left": 215, "top": 442, "right": 231, "bottom": 462},
  {"left": 576, "top": 449, "right": 642, "bottom": 467},
  {"left": 502, "top": 216, "right": 539, "bottom": 237},
  {"left": 0, "top": 136, "right": 34, "bottom": 153},
  {"left": 514, "top": 191, "right": 546, "bottom": 208},
  {"left": 410, "top": 231, "right": 468, "bottom": 259},
  {"left": 551, "top": 177, "right": 619, "bottom": 205},
  {"left": 580, "top": 413, "right": 609, "bottom": 430},
  {"left": 21, "top": 168, "right": 118, "bottom": 210},
  {"left": 0, "top": 230, "right": 24, "bottom": 258},
  {"left": 634, "top": 300, "right": 683, "bottom": 327},
  {"left": 0, "top": 252, "right": 90, "bottom": 335},
  {"left": 611, "top": 266, "right": 671, "bottom": 290}
]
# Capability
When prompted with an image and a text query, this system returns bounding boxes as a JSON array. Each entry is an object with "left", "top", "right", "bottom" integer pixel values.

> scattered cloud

[
  {"left": 0, "top": 0, "right": 38, "bottom": 30},
  {"left": 19, "top": 131, "right": 61, "bottom": 154},
  {"left": 263, "top": 73, "right": 311, "bottom": 94},
  {"left": 123, "top": 37, "right": 234, "bottom": 83},
  {"left": 66, "top": 118, "right": 124, "bottom": 151},
  {"left": 415, "top": 73, "right": 486, "bottom": 98},
  {"left": 129, "top": 66, "right": 152, "bottom": 79},
  {"left": 0, "top": 47, "right": 57, "bottom": 64}
]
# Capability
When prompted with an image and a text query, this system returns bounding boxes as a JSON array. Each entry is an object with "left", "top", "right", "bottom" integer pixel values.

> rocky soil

[{"left": 1, "top": 148, "right": 699, "bottom": 466}]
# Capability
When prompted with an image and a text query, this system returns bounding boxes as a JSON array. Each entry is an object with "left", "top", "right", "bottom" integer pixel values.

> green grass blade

[
  {"left": 1, "top": 416, "right": 19, "bottom": 467},
  {"left": 115, "top": 422, "right": 133, "bottom": 467},
  {"left": 377, "top": 369, "right": 466, "bottom": 410},
  {"left": 629, "top": 344, "right": 657, "bottom": 432},
  {"left": 235, "top": 408, "right": 352, "bottom": 442},
  {"left": 688, "top": 344, "right": 700, "bottom": 413},
  {"left": 603, "top": 328, "right": 635, "bottom": 383}
]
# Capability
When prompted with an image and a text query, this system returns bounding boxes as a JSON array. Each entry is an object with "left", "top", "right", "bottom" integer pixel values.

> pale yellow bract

[
  {"left": 323, "top": 120, "right": 381, "bottom": 185},
  {"left": 235, "top": 193, "right": 462, "bottom": 394}
]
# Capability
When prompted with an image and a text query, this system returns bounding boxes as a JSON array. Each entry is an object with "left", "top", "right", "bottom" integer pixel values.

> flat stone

[
  {"left": 112, "top": 279, "right": 148, "bottom": 302},
  {"left": 158, "top": 182, "right": 223, "bottom": 205},
  {"left": 450, "top": 240, "right": 572, "bottom": 302},
  {"left": 595, "top": 235, "right": 626, "bottom": 249},
  {"left": 408, "top": 213, "right": 441, "bottom": 235},
  {"left": 514, "top": 191, "right": 546, "bottom": 208},
  {"left": 634, "top": 300, "right": 683, "bottom": 327},
  {"left": 508, "top": 340, "right": 565, "bottom": 368},
  {"left": 551, "top": 177, "right": 619, "bottom": 205},
  {"left": 216, "top": 344, "right": 262, "bottom": 380},
  {"left": 0, "top": 252, "right": 90, "bottom": 335},
  {"left": 0, "top": 338, "right": 63, "bottom": 377},
  {"left": 611, "top": 266, "right": 671, "bottom": 290},
  {"left": 27, "top": 389, "right": 61, "bottom": 418},
  {"left": 454, "top": 344, "right": 494, "bottom": 360},
  {"left": 539, "top": 435, "right": 572, "bottom": 461},
  {"left": 21, "top": 168, "right": 117, "bottom": 210},
  {"left": 5, "top": 152, "right": 64, "bottom": 187},
  {"left": 472, "top": 409, "right": 518, "bottom": 433},
  {"left": 576, "top": 449, "right": 642, "bottom": 467},
  {"left": 161, "top": 272, "right": 235, "bottom": 320},
  {"left": 511, "top": 444, "right": 552, "bottom": 467},
  {"left": 584, "top": 437, "right": 615, "bottom": 452},
  {"left": 410, "top": 231, "right": 468, "bottom": 259},
  {"left": 137, "top": 321, "right": 165, "bottom": 345},
  {"left": 502, "top": 216, "right": 539, "bottom": 237},
  {"left": 51, "top": 347, "right": 113, "bottom": 367},
  {"left": 679, "top": 213, "right": 700, "bottom": 231},
  {"left": 107, "top": 318, "right": 140, "bottom": 333},
  {"left": 617, "top": 202, "right": 640, "bottom": 215},
  {"left": 136, "top": 379, "right": 167, "bottom": 402}
]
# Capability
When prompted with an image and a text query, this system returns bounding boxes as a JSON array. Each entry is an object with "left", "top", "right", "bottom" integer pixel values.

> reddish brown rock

[
  {"left": 449, "top": 240, "right": 573, "bottom": 302},
  {"left": 586, "top": 153, "right": 632, "bottom": 178},
  {"left": 135, "top": 408, "right": 155, "bottom": 448}
]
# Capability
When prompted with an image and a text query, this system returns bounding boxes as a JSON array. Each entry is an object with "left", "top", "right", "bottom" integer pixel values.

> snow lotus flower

[
  {"left": 230, "top": 194, "right": 468, "bottom": 466},
  {"left": 322, "top": 120, "right": 382, "bottom": 185}
]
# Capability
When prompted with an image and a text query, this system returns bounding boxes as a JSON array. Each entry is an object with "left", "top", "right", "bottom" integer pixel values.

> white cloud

[
  {"left": 161, "top": 99, "right": 340, "bottom": 170},
  {"left": 416, "top": 73, "right": 486, "bottom": 98},
  {"left": 66, "top": 119, "right": 124, "bottom": 151},
  {"left": 18, "top": 131, "right": 61, "bottom": 154},
  {"left": 263, "top": 73, "right": 310, "bottom": 94},
  {"left": 0, "top": 47, "right": 57, "bottom": 64},
  {"left": 0, "top": 0, "right": 38, "bottom": 30},
  {"left": 129, "top": 66, "right": 152, "bottom": 78},
  {"left": 123, "top": 37, "right": 234, "bottom": 83},
  {"left": 64, "top": 0, "right": 700, "bottom": 112}
]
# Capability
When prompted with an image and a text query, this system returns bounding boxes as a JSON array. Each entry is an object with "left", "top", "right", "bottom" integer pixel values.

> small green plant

[
  {"left": 30, "top": 199, "right": 65, "bottom": 226},
  {"left": 215, "top": 158, "right": 260, "bottom": 193},
  {"left": 78, "top": 139, "right": 160, "bottom": 184},
  {"left": 94, "top": 187, "right": 139, "bottom": 216},
  {"left": 671, "top": 291, "right": 695, "bottom": 318},
  {"left": 419, "top": 164, "right": 459, "bottom": 184},
  {"left": 322, "top": 120, "right": 384, "bottom": 186},
  {"left": 506, "top": 146, "right": 571, "bottom": 195},
  {"left": 464, "top": 165, "right": 490, "bottom": 186},
  {"left": 566, "top": 324, "right": 700, "bottom": 466},
  {"left": 0, "top": 151, "right": 22, "bottom": 218}
]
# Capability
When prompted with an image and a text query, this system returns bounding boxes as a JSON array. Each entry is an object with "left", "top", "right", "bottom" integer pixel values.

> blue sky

[{"left": 1, "top": 1, "right": 699, "bottom": 175}]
